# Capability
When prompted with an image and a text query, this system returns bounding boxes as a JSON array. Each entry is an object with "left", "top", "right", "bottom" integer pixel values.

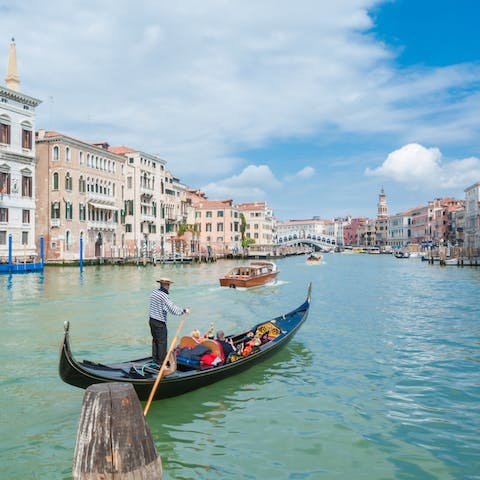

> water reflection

[
  {"left": 2, "top": 255, "right": 479, "bottom": 480},
  {"left": 146, "top": 342, "right": 313, "bottom": 479},
  {"left": 148, "top": 341, "right": 312, "bottom": 433}
]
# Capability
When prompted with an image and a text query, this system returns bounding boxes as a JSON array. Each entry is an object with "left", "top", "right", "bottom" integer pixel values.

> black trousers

[{"left": 149, "top": 318, "right": 167, "bottom": 365}]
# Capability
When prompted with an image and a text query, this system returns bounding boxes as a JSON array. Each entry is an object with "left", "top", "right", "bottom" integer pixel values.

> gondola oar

[{"left": 144, "top": 313, "right": 188, "bottom": 416}]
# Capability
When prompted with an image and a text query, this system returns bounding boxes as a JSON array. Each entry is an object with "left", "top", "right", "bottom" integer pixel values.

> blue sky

[{"left": 1, "top": 0, "right": 479, "bottom": 220}]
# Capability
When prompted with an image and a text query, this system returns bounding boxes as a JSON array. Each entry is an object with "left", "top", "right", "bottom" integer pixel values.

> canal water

[{"left": 1, "top": 254, "right": 479, "bottom": 479}]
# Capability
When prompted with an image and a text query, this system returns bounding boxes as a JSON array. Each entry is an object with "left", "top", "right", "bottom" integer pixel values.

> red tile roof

[{"left": 109, "top": 145, "right": 136, "bottom": 155}]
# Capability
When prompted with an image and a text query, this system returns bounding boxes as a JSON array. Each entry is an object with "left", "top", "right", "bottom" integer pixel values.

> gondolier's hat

[{"left": 157, "top": 277, "right": 174, "bottom": 284}]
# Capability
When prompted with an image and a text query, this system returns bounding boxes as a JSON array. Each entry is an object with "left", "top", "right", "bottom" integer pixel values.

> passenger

[
  {"left": 203, "top": 322, "right": 215, "bottom": 339},
  {"left": 191, "top": 329, "right": 201, "bottom": 340},
  {"left": 241, "top": 332, "right": 261, "bottom": 356},
  {"left": 216, "top": 330, "right": 236, "bottom": 359}
]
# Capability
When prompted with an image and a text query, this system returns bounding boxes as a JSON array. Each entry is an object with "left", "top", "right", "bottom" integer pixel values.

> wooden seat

[
  {"left": 201, "top": 339, "right": 224, "bottom": 361},
  {"left": 179, "top": 336, "right": 200, "bottom": 349}
]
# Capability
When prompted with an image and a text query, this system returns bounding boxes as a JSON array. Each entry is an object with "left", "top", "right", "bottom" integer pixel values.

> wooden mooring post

[{"left": 73, "top": 383, "right": 162, "bottom": 479}]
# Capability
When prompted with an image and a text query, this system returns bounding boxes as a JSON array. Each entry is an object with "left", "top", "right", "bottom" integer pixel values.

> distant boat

[
  {"left": 306, "top": 253, "right": 323, "bottom": 264},
  {"left": 158, "top": 254, "right": 193, "bottom": 264},
  {"left": 444, "top": 257, "right": 459, "bottom": 265},
  {"left": 394, "top": 251, "right": 410, "bottom": 259},
  {"left": 219, "top": 261, "right": 279, "bottom": 288}
]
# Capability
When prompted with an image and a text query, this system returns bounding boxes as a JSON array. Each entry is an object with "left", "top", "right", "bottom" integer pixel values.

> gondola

[{"left": 59, "top": 283, "right": 311, "bottom": 401}]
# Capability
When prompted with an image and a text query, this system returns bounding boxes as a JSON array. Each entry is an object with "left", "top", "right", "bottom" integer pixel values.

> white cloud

[
  {"left": 0, "top": 0, "right": 480, "bottom": 175},
  {"left": 295, "top": 166, "right": 315, "bottom": 178},
  {"left": 286, "top": 166, "right": 316, "bottom": 181},
  {"left": 201, "top": 165, "right": 281, "bottom": 202},
  {"left": 1, "top": 0, "right": 479, "bottom": 212},
  {"left": 365, "top": 143, "right": 480, "bottom": 189}
]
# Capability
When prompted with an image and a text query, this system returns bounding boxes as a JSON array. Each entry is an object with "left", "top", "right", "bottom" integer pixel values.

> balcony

[
  {"left": 87, "top": 220, "right": 117, "bottom": 231},
  {"left": 51, "top": 218, "right": 60, "bottom": 228},
  {"left": 141, "top": 186, "right": 154, "bottom": 196},
  {"left": 141, "top": 214, "right": 156, "bottom": 223},
  {"left": 87, "top": 193, "right": 116, "bottom": 206}
]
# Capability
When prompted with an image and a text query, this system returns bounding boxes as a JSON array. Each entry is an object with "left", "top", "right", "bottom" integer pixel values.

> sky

[{"left": 1, "top": 0, "right": 480, "bottom": 221}]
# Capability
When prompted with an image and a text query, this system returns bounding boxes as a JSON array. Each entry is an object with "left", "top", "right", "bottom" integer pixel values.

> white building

[
  {"left": 0, "top": 39, "right": 41, "bottom": 261},
  {"left": 387, "top": 210, "right": 412, "bottom": 247},
  {"left": 110, "top": 146, "right": 167, "bottom": 257},
  {"left": 237, "top": 202, "right": 275, "bottom": 245},
  {"left": 464, "top": 182, "right": 480, "bottom": 250},
  {"left": 164, "top": 171, "right": 190, "bottom": 255}
]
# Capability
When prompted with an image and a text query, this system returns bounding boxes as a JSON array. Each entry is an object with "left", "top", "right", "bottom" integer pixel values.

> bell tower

[
  {"left": 5, "top": 37, "right": 20, "bottom": 91},
  {"left": 377, "top": 188, "right": 388, "bottom": 219}
]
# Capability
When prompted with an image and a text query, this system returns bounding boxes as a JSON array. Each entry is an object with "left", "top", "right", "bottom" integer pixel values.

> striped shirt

[{"left": 149, "top": 288, "right": 184, "bottom": 323}]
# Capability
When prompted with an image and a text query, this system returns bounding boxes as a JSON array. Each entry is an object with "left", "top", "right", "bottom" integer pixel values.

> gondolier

[{"left": 149, "top": 278, "right": 190, "bottom": 365}]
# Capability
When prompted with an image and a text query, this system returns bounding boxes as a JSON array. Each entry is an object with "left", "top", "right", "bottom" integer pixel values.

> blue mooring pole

[
  {"left": 80, "top": 236, "right": 83, "bottom": 272},
  {"left": 40, "top": 236, "right": 45, "bottom": 266},
  {"left": 8, "top": 234, "right": 12, "bottom": 269}
]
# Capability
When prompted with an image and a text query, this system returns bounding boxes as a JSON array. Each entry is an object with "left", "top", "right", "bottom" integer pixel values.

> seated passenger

[
  {"left": 203, "top": 323, "right": 215, "bottom": 340},
  {"left": 191, "top": 329, "right": 202, "bottom": 341},
  {"left": 241, "top": 332, "right": 262, "bottom": 356},
  {"left": 216, "top": 330, "right": 236, "bottom": 359}
]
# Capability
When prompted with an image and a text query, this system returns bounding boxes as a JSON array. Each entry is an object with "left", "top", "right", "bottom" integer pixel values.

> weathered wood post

[{"left": 73, "top": 383, "right": 162, "bottom": 479}]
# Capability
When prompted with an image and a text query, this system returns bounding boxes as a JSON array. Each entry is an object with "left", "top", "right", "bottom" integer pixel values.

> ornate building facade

[
  {"left": 35, "top": 132, "right": 126, "bottom": 261},
  {"left": 0, "top": 39, "right": 41, "bottom": 261}
]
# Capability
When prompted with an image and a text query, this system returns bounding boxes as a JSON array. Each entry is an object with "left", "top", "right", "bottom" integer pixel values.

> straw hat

[{"left": 156, "top": 277, "right": 173, "bottom": 284}]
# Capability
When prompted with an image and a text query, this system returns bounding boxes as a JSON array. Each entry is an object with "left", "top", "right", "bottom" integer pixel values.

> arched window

[
  {"left": 79, "top": 175, "right": 85, "bottom": 193},
  {"left": 65, "top": 172, "right": 72, "bottom": 191},
  {"left": 53, "top": 172, "right": 59, "bottom": 190},
  {"left": 53, "top": 145, "right": 59, "bottom": 161},
  {"left": 65, "top": 201, "right": 73, "bottom": 220},
  {"left": 65, "top": 146, "right": 71, "bottom": 162}
]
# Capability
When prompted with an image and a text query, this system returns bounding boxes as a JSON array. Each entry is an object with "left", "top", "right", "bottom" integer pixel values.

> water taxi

[{"left": 219, "top": 261, "right": 279, "bottom": 288}]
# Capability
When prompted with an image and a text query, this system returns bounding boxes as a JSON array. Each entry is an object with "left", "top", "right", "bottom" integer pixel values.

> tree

[{"left": 240, "top": 213, "right": 255, "bottom": 249}]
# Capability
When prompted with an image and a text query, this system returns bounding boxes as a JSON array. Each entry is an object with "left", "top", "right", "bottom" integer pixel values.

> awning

[{"left": 88, "top": 202, "right": 118, "bottom": 211}]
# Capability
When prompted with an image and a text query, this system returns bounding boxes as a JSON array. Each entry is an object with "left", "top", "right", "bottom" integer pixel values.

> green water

[{"left": 1, "top": 255, "right": 479, "bottom": 479}]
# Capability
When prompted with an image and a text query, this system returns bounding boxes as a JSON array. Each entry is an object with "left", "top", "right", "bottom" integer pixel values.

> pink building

[
  {"left": 188, "top": 191, "right": 241, "bottom": 256},
  {"left": 343, "top": 217, "right": 367, "bottom": 245},
  {"left": 427, "top": 198, "right": 465, "bottom": 245},
  {"left": 35, "top": 131, "right": 126, "bottom": 262},
  {"left": 409, "top": 205, "right": 429, "bottom": 245}
]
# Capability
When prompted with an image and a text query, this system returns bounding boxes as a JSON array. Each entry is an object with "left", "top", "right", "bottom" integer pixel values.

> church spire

[
  {"left": 5, "top": 38, "right": 20, "bottom": 92},
  {"left": 377, "top": 187, "right": 388, "bottom": 219}
]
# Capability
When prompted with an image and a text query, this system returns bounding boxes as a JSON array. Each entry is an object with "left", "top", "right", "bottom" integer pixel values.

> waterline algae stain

[{"left": 1, "top": 255, "right": 479, "bottom": 479}]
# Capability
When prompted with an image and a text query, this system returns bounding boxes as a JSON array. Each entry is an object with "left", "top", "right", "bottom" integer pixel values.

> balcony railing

[
  {"left": 51, "top": 218, "right": 60, "bottom": 228},
  {"left": 141, "top": 186, "right": 154, "bottom": 195},
  {"left": 141, "top": 214, "right": 156, "bottom": 223},
  {"left": 87, "top": 220, "right": 117, "bottom": 231}
]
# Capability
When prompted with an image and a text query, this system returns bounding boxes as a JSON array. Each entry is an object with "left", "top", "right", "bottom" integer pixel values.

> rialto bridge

[{"left": 276, "top": 231, "right": 337, "bottom": 251}]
